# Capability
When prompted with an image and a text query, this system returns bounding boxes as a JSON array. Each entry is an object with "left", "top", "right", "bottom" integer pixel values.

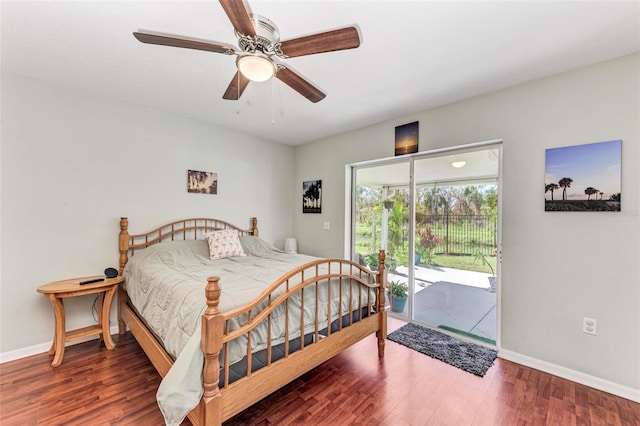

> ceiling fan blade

[
  {"left": 276, "top": 66, "right": 326, "bottom": 103},
  {"left": 219, "top": 0, "right": 256, "bottom": 37},
  {"left": 222, "top": 71, "right": 250, "bottom": 100},
  {"left": 133, "top": 31, "right": 237, "bottom": 55},
  {"left": 279, "top": 26, "right": 361, "bottom": 58}
]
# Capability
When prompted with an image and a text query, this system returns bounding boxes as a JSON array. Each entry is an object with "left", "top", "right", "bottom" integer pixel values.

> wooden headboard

[{"left": 118, "top": 217, "right": 258, "bottom": 275}]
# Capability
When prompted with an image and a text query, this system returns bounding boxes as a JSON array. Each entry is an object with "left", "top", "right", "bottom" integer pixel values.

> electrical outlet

[
  {"left": 582, "top": 317, "right": 597, "bottom": 335},
  {"left": 323, "top": 221, "right": 330, "bottom": 230}
]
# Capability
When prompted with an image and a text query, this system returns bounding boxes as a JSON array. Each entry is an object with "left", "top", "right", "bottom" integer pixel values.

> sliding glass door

[
  {"left": 412, "top": 148, "right": 499, "bottom": 344},
  {"left": 350, "top": 143, "right": 501, "bottom": 345},
  {"left": 352, "top": 161, "right": 411, "bottom": 319}
]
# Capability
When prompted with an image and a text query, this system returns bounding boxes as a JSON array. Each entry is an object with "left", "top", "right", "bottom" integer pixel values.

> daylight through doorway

[{"left": 351, "top": 144, "right": 501, "bottom": 346}]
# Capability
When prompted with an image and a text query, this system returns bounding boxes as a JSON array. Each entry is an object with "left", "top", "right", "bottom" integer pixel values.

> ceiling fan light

[
  {"left": 237, "top": 54, "right": 275, "bottom": 82},
  {"left": 451, "top": 161, "right": 466, "bottom": 168}
]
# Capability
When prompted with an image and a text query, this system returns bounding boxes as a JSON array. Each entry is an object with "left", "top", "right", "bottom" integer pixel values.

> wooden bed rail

[
  {"left": 199, "top": 250, "right": 387, "bottom": 423},
  {"left": 118, "top": 217, "right": 259, "bottom": 275}
]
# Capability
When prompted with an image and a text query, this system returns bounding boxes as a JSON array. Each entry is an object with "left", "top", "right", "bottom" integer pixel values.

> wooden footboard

[
  {"left": 117, "top": 217, "right": 387, "bottom": 426},
  {"left": 198, "top": 255, "right": 387, "bottom": 424}
]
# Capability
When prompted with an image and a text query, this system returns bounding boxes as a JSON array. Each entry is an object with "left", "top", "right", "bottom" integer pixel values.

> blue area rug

[{"left": 387, "top": 322, "right": 498, "bottom": 377}]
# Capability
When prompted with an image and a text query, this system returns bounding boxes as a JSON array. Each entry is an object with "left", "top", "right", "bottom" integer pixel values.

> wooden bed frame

[{"left": 117, "top": 217, "right": 387, "bottom": 426}]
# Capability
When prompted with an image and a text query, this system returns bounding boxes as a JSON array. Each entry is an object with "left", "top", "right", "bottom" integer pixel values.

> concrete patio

[{"left": 388, "top": 265, "right": 497, "bottom": 343}]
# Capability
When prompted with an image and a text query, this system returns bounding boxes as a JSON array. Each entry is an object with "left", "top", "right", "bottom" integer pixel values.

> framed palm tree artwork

[
  {"left": 544, "top": 140, "right": 621, "bottom": 212},
  {"left": 303, "top": 180, "right": 322, "bottom": 213}
]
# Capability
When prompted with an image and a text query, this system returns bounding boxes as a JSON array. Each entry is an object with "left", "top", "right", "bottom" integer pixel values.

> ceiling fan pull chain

[
  {"left": 236, "top": 72, "right": 241, "bottom": 115},
  {"left": 271, "top": 77, "right": 276, "bottom": 124}
]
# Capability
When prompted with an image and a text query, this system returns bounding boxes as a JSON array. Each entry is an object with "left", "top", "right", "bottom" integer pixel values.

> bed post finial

[
  {"left": 251, "top": 216, "right": 258, "bottom": 237},
  {"left": 376, "top": 249, "right": 387, "bottom": 358},
  {"left": 119, "top": 217, "right": 130, "bottom": 276},
  {"left": 118, "top": 217, "right": 130, "bottom": 336},
  {"left": 201, "top": 276, "right": 223, "bottom": 425}
]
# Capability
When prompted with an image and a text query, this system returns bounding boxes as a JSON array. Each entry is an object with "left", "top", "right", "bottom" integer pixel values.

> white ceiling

[{"left": 2, "top": 1, "right": 638, "bottom": 146}]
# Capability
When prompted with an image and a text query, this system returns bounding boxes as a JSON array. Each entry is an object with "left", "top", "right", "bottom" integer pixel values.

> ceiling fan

[{"left": 133, "top": 0, "right": 361, "bottom": 103}]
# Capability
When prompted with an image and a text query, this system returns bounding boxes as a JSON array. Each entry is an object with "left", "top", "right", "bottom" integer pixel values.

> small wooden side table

[{"left": 37, "top": 276, "right": 123, "bottom": 367}]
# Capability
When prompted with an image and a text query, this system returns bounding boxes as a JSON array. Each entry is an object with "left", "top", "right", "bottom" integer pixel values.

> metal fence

[{"left": 421, "top": 214, "right": 497, "bottom": 256}]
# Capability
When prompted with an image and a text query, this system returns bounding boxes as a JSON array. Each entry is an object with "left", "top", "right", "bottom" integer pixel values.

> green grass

[
  {"left": 355, "top": 250, "right": 497, "bottom": 274},
  {"left": 428, "top": 254, "right": 496, "bottom": 274},
  {"left": 437, "top": 325, "right": 496, "bottom": 346}
]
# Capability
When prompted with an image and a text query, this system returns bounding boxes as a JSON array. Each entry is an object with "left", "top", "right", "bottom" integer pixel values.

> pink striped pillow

[{"left": 203, "top": 230, "right": 247, "bottom": 260}]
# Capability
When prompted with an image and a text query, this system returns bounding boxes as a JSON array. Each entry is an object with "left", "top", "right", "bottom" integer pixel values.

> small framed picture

[
  {"left": 303, "top": 180, "right": 322, "bottom": 213},
  {"left": 395, "top": 121, "right": 419, "bottom": 156},
  {"left": 187, "top": 169, "right": 218, "bottom": 194}
]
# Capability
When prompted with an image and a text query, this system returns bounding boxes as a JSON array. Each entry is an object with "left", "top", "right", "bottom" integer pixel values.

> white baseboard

[
  {"left": 498, "top": 348, "right": 640, "bottom": 403},
  {"left": 0, "top": 324, "right": 120, "bottom": 364}
]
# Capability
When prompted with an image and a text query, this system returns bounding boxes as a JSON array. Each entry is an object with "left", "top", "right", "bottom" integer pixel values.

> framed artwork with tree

[
  {"left": 303, "top": 180, "right": 322, "bottom": 213},
  {"left": 544, "top": 140, "right": 621, "bottom": 212},
  {"left": 187, "top": 169, "right": 218, "bottom": 194}
]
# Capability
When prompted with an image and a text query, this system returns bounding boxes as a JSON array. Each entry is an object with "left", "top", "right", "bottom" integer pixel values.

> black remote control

[{"left": 79, "top": 278, "right": 105, "bottom": 285}]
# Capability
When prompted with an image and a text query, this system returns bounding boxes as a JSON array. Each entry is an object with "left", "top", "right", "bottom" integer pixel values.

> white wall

[
  {"left": 293, "top": 55, "right": 640, "bottom": 396},
  {"left": 0, "top": 71, "right": 294, "bottom": 353}
]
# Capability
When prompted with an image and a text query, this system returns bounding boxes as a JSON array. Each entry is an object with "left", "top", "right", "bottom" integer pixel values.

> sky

[{"left": 545, "top": 140, "right": 621, "bottom": 200}]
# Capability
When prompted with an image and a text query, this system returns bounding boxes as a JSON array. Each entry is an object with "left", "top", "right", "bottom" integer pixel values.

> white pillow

[
  {"left": 203, "top": 230, "right": 247, "bottom": 260},
  {"left": 239, "top": 235, "right": 282, "bottom": 256}
]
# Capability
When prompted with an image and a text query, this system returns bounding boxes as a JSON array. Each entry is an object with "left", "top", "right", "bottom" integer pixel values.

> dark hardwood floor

[{"left": 1, "top": 318, "right": 638, "bottom": 425}]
